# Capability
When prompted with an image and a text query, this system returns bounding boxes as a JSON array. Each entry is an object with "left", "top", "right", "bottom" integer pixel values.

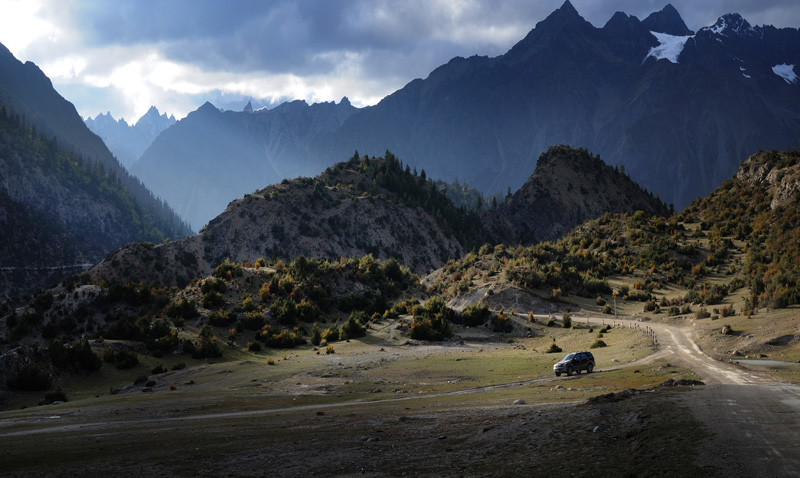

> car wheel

[
  {"left": 587, "top": 363, "right": 594, "bottom": 373},
  {"left": 566, "top": 366, "right": 573, "bottom": 376},
  {"left": 555, "top": 372, "right": 561, "bottom": 377}
]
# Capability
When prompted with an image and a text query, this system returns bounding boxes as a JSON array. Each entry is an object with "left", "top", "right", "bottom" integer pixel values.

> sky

[{"left": 1, "top": 0, "right": 799, "bottom": 123}]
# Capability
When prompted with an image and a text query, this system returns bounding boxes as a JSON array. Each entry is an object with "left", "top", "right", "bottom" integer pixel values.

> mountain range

[
  {"left": 85, "top": 107, "right": 176, "bottom": 168},
  {"left": 127, "top": 2, "right": 800, "bottom": 231}
]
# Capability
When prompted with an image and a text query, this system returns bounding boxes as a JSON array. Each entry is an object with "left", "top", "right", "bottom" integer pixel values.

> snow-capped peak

[
  {"left": 772, "top": 64, "right": 798, "bottom": 84},
  {"left": 702, "top": 13, "right": 755, "bottom": 37},
  {"left": 644, "top": 31, "right": 693, "bottom": 64}
]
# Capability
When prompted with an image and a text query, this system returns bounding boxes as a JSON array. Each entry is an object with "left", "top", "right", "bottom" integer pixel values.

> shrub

[
  {"left": 546, "top": 342, "right": 562, "bottom": 353},
  {"left": 237, "top": 312, "right": 265, "bottom": 330},
  {"left": 151, "top": 364, "right": 167, "bottom": 374},
  {"left": 311, "top": 323, "right": 322, "bottom": 346},
  {"left": 596, "top": 296, "right": 606, "bottom": 306},
  {"left": 590, "top": 339, "right": 607, "bottom": 348},
  {"left": 193, "top": 327, "right": 223, "bottom": 359},
  {"left": 460, "top": 304, "right": 491, "bottom": 327},
  {"left": 208, "top": 309, "right": 235, "bottom": 327},
  {"left": 202, "top": 291, "right": 224, "bottom": 309},
  {"left": 341, "top": 312, "right": 367, "bottom": 339},
  {"left": 492, "top": 309, "right": 512, "bottom": 333},
  {"left": 326, "top": 344, "right": 335, "bottom": 354},
  {"left": 171, "top": 363, "right": 186, "bottom": 371},
  {"left": 164, "top": 299, "right": 198, "bottom": 320},
  {"left": 42, "top": 389, "right": 67, "bottom": 404},
  {"left": 48, "top": 339, "right": 102, "bottom": 373},
  {"left": 321, "top": 326, "right": 340, "bottom": 343},
  {"left": 212, "top": 259, "right": 243, "bottom": 279},
  {"left": 112, "top": 349, "right": 140, "bottom": 370},
  {"left": 721, "top": 325, "right": 734, "bottom": 336},
  {"left": 562, "top": 311, "right": 572, "bottom": 329},
  {"left": 695, "top": 308, "right": 711, "bottom": 320},
  {"left": 248, "top": 341, "right": 262, "bottom": 352},
  {"left": 7, "top": 365, "right": 51, "bottom": 391}
]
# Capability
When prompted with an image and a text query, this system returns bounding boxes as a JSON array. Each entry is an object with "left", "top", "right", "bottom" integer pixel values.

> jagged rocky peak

[
  {"left": 703, "top": 13, "right": 755, "bottom": 36},
  {"left": 642, "top": 4, "right": 694, "bottom": 36},
  {"left": 243, "top": 100, "right": 254, "bottom": 113}
]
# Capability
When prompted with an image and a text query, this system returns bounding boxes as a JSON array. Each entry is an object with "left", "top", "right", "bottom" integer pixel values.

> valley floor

[{"left": 1, "top": 315, "right": 799, "bottom": 477}]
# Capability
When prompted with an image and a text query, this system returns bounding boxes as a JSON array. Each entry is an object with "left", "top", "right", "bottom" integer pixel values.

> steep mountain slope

[
  {"left": 85, "top": 106, "right": 176, "bottom": 168},
  {"left": 485, "top": 145, "right": 670, "bottom": 244},
  {"left": 130, "top": 2, "right": 800, "bottom": 229},
  {"left": 131, "top": 99, "right": 357, "bottom": 230},
  {"left": 0, "top": 108, "right": 189, "bottom": 298},
  {"left": 0, "top": 41, "right": 190, "bottom": 235},
  {"left": 0, "top": 43, "right": 192, "bottom": 298}
]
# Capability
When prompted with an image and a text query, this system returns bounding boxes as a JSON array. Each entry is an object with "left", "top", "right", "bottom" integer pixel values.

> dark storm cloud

[{"left": 59, "top": 1, "right": 800, "bottom": 79}]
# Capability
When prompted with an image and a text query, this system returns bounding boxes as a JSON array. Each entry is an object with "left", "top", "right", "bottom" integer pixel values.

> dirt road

[{"left": 587, "top": 317, "right": 800, "bottom": 477}]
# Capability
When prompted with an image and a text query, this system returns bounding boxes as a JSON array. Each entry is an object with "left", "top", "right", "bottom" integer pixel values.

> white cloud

[{"left": 0, "top": 0, "right": 59, "bottom": 54}]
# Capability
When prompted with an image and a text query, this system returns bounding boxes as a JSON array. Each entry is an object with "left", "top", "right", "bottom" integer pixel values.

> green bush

[
  {"left": 590, "top": 339, "right": 607, "bottom": 348},
  {"left": 42, "top": 389, "right": 67, "bottom": 404},
  {"left": 107, "top": 348, "right": 139, "bottom": 370},
  {"left": 48, "top": 339, "right": 101, "bottom": 373},
  {"left": 238, "top": 312, "right": 264, "bottom": 331},
  {"left": 546, "top": 342, "right": 562, "bottom": 353},
  {"left": 341, "top": 312, "right": 367, "bottom": 339},
  {"left": 208, "top": 309, "right": 235, "bottom": 326},
  {"left": 202, "top": 291, "right": 224, "bottom": 309},
  {"left": 311, "top": 323, "right": 322, "bottom": 346},
  {"left": 163, "top": 299, "right": 198, "bottom": 320},
  {"left": 562, "top": 312, "right": 572, "bottom": 329},
  {"left": 492, "top": 310, "right": 513, "bottom": 333},
  {"left": 321, "top": 326, "right": 340, "bottom": 343},
  {"left": 7, "top": 365, "right": 51, "bottom": 391},
  {"left": 695, "top": 308, "right": 711, "bottom": 320},
  {"left": 193, "top": 326, "right": 223, "bottom": 359},
  {"left": 460, "top": 304, "right": 491, "bottom": 327}
]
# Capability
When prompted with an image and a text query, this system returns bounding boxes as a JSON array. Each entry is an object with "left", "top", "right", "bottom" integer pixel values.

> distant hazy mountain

[
  {"left": 0, "top": 42, "right": 192, "bottom": 298},
  {"left": 131, "top": 2, "right": 800, "bottom": 229},
  {"left": 85, "top": 106, "right": 176, "bottom": 168},
  {"left": 131, "top": 99, "right": 357, "bottom": 230}
]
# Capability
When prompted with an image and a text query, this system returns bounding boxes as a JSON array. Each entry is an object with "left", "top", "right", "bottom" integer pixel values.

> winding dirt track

[{"left": 586, "top": 317, "right": 800, "bottom": 477}]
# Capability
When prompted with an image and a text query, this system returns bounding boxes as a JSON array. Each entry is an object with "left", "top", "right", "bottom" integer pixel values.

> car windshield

[{"left": 562, "top": 353, "right": 575, "bottom": 361}]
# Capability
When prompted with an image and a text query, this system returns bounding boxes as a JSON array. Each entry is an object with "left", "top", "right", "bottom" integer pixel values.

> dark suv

[{"left": 554, "top": 351, "right": 595, "bottom": 376}]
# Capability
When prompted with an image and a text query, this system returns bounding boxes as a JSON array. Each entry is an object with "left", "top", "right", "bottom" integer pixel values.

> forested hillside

[{"left": 0, "top": 105, "right": 190, "bottom": 298}]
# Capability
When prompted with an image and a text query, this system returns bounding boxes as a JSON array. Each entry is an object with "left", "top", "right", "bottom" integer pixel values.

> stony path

[{"left": 586, "top": 316, "right": 800, "bottom": 477}]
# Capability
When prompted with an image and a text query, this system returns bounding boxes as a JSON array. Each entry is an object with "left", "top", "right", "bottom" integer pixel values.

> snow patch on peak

[
  {"left": 703, "top": 13, "right": 754, "bottom": 37},
  {"left": 773, "top": 64, "right": 798, "bottom": 84},
  {"left": 644, "top": 31, "right": 692, "bottom": 64}
]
